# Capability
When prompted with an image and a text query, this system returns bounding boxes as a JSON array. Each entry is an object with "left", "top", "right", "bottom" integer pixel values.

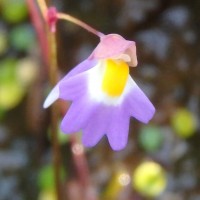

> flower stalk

[
  {"left": 57, "top": 13, "right": 104, "bottom": 37},
  {"left": 48, "top": 31, "right": 62, "bottom": 200},
  {"left": 37, "top": 0, "right": 103, "bottom": 37},
  {"left": 36, "top": 0, "right": 62, "bottom": 200},
  {"left": 26, "top": 0, "right": 49, "bottom": 65},
  {"left": 37, "top": 0, "right": 47, "bottom": 19}
]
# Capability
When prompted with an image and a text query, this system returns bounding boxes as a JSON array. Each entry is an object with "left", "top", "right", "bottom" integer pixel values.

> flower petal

[
  {"left": 60, "top": 96, "right": 97, "bottom": 134},
  {"left": 82, "top": 104, "right": 111, "bottom": 147},
  {"left": 66, "top": 59, "right": 97, "bottom": 78},
  {"left": 43, "top": 59, "right": 96, "bottom": 108},
  {"left": 59, "top": 71, "right": 88, "bottom": 101},
  {"left": 106, "top": 107, "right": 130, "bottom": 151},
  {"left": 89, "top": 34, "right": 137, "bottom": 67},
  {"left": 43, "top": 85, "right": 59, "bottom": 108},
  {"left": 125, "top": 77, "right": 155, "bottom": 123},
  {"left": 124, "top": 45, "right": 138, "bottom": 67}
]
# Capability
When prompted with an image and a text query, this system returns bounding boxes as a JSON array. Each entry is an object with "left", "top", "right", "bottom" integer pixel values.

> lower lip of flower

[{"left": 101, "top": 59, "right": 129, "bottom": 97}]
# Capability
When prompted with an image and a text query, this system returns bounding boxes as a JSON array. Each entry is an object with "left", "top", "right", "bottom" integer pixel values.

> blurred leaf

[
  {"left": 1, "top": 0, "right": 28, "bottom": 23},
  {"left": 0, "top": 29, "right": 8, "bottom": 55},
  {"left": 0, "top": 58, "right": 26, "bottom": 110},
  {"left": 0, "top": 108, "right": 5, "bottom": 120},
  {"left": 38, "top": 190, "right": 56, "bottom": 200},
  {"left": 38, "top": 164, "right": 66, "bottom": 190},
  {"left": 10, "top": 24, "right": 36, "bottom": 51},
  {"left": 16, "top": 58, "right": 39, "bottom": 86},
  {"left": 0, "top": 82, "right": 25, "bottom": 110},
  {"left": 104, "top": 170, "right": 130, "bottom": 199},
  {"left": 57, "top": 129, "right": 70, "bottom": 145},
  {"left": 48, "top": 123, "right": 70, "bottom": 145},
  {"left": 139, "top": 125, "right": 163, "bottom": 152},
  {"left": 132, "top": 161, "right": 167, "bottom": 197},
  {"left": 0, "top": 58, "right": 17, "bottom": 83},
  {"left": 171, "top": 108, "right": 197, "bottom": 138}
]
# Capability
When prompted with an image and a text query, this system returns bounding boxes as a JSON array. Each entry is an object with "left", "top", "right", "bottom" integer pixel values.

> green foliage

[
  {"left": 48, "top": 123, "right": 70, "bottom": 145},
  {"left": 10, "top": 25, "right": 36, "bottom": 51},
  {"left": 132, "top": 161, "right": 167, "bottom": 197},
  {"left": 38, "top": 190, "right": 56, "bottom": 200},
  {"left": 0, "top": 29, "right": 8, "bottom": 55},
  {"left": 38, "top": 164, "right": 66, "bottom": 190},
  {"left": 171, "top": 108, "right": 197, "bottom": 138},
  {"left": 0, "top": 58, "right": 25, "bottom": 110},
  {"left": 1, "top": 0, "right": 28, "bottom": 23},
  {"left": 139, "top": 125, "right": 163, "bottom": 152}
]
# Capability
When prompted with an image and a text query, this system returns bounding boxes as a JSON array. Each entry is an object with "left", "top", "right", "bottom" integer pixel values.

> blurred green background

[{"left": 0, "top": 0, "right": 200, "bottom": 199}]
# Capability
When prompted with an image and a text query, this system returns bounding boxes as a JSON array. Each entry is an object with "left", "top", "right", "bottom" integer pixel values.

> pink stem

[
  {"left": 57, "top": 13, "right": 104, "bottom": 38},
  {"left": 26, "top": 0, "right": 49, "bottom": 66},
  {"left": 70, "top": 135, "right": 90, "bottom": 186}
]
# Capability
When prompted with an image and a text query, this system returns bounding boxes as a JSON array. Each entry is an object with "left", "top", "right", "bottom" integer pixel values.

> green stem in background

[
  {"left": 35, "top": 0, "right": 62, "bottom": 200},
  {"left": 48, "top": 31, "right": 62, "bottom": 200}
]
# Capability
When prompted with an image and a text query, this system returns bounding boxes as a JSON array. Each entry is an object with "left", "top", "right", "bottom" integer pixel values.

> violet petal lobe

[
  {"left": 106, "top": 107, "right": 130, "bottom": 151},
  {"left": 59, "top": 71, "right": 88, "bottom": 101},
  {"left": 66, "top": 59, "right": 97, "bottom": 78},
  {"left": 125, "top": 78, "right": 155, "bottom": 123},
  {"left": 82, "top": 104, "right": 112, "bottom": 147},
  {"left": 61, "top": 95, "right": 97, "bottom": 134},
  {"left": 43, "top": 85, "right": 59, "bottom": 108},
  {"left": 43, "top": 59, "right": 96, "bottom": 108}
]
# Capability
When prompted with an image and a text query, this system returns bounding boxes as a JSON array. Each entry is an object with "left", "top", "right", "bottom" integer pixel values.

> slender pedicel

[
  {"left": 37, "top": 0, "right": 104, "bottom": 37},
  {"left": 37, "top": 0, "right": 47, "bottom": 19},
  {"left": 57, "top": 13, "right": 104, "bottom": 37},
  {"left": 37, "top": 1, "right": 61, "bottom": 199}
]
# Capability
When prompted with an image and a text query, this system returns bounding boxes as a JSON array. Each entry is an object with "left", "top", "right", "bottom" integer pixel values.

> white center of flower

[{"left": 87, "top": 60, "right": 132, "bottom": 106}]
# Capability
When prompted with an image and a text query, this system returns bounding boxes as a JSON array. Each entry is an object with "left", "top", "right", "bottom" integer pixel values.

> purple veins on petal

[{"left": 125, "top": 78, "right": 155, "bottom": 124}]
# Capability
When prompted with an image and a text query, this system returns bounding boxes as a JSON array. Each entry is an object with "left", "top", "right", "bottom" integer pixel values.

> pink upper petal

[{"left": 89, "top": 34, "right": 138, "bottom": 67}]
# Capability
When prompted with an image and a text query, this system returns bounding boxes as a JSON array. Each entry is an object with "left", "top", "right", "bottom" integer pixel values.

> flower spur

[{"left": 44, "top": 34, "right": 155, "bottom": 151}]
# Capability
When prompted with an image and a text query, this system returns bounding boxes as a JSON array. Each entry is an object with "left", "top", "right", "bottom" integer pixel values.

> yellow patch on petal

[{"left": 102, "top": 59, "right": 129, "bottom": 97}]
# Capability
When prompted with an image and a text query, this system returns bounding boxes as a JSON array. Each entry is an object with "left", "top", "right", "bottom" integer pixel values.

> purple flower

[{"left": 44, "top": 34, "right": 155, "bottom": 151}]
